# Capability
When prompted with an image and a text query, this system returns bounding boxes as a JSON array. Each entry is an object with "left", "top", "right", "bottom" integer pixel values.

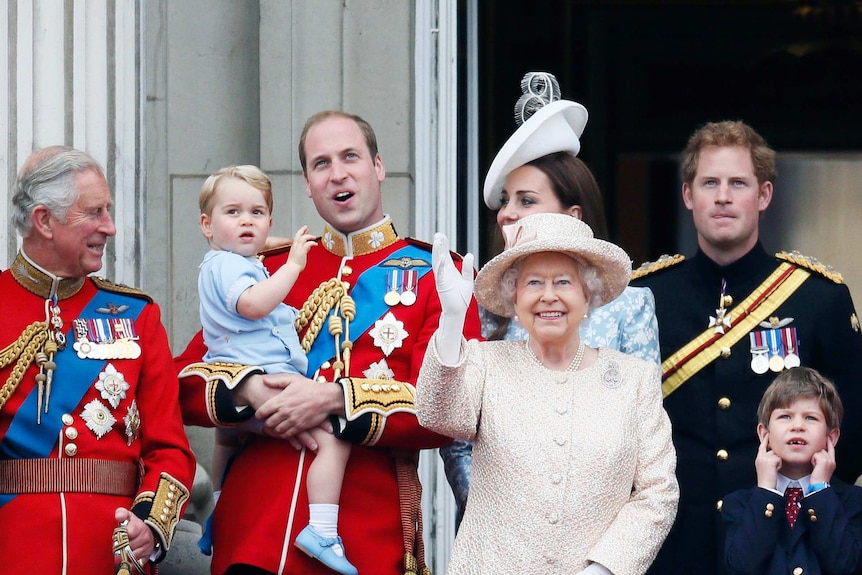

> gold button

[
  {"left": 793, "top": 568, "right": 803, "bottom": 575},
  {"left": 64, "top": 443, "right": 78, "bottom": 457},
  {"left": 716, "top": 449, "right": 729, "bottom": 461},
  {"left": 766, "top": 503, "right": 775, "bottom": 511},
  {"left": 723, "top": 295, "right": 733, "bottom": 307},
  {"left": 720, "top": 347, "right": 731, "bottom": 359},
  {"left": 808, "top": 509, "right": 815, "bottom": 515},
  {"left": 62, "top": 414, "right": 74, "bottom": 425},
  {"left": 765, "top": 510, "right": 773, "bottom": 518},
  {"left": 810, "top": 514, "right": 817, "bottom": 522},
  {"left": 716, "top": 500, "right": 723, "bottom": 512},
  {"left": 718, "top": 397, "right": 731, "bottom": 410},
  {"left": 65, "top": 427, "right": 79, "bottom": 440},
  {"left": 342, "top": 266, "right": 353, "bottom": 276}
]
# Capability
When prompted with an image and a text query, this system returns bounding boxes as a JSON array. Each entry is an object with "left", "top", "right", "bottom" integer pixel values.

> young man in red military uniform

[
  {"left": 176, "top": 111, "right": 483, "bottom": 575},
  {"left": 0, "top": 146, "right": 196, "bottom": 573}
]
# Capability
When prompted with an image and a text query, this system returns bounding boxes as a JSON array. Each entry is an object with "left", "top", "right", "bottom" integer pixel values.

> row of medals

[
  {"left": 72, "top": 318, "right": 142, "bottom": 360},
  {"left": 713, "top": 286, "right": 801, "bottom": 375},
  {"left": 383, "top": 269, "right": 418, "bottom": 307},
  {"left": 750, "top": 344, "right": 800, "bottom": 375}
]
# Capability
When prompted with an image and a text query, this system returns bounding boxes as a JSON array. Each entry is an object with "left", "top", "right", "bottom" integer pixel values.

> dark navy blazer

[{"left": 722, "top": 480, "right": 862, "bottom": 575}]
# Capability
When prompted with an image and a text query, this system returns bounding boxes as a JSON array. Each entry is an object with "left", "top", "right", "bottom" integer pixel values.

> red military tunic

[
  {"left": 0, "top": 252, "right": 196, "bottom": 574},
  {"left": 177, "top": 217, "right": 482, "bottom": 575}
]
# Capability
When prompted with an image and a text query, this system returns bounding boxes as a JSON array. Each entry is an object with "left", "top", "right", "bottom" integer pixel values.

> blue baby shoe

[{"left": 294, "top": 525, "right": 358, "bottom": 575}]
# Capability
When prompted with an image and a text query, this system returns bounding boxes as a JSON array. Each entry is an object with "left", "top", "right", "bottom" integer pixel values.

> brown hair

[
  {"left": 524, "top": 152, "right": 609, "bottom": 239},
  {"left": 298, "top": 110, "right": 379, "bottom": 174},
  {"left": 680, "top": 120, "right": 777, "bottom": 186},
  {"left": 199, "top": 165, "right": 272, "bottom": 216},
  {"left": 757, "top": 367, "right": 843, "bottom": 431}
]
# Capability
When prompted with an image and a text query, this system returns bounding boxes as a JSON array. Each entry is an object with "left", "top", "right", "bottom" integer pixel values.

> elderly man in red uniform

[
  {"left": 176, "top": 110, "right": 482, "bottom": 575},
  {"left": 0, "top": 146, "right": 196, "bottom": 573}
]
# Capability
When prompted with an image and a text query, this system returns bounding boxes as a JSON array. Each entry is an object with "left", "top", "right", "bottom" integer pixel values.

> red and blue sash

[
  {"left": 304, "top": 245, "right": 432, "bottom": 377},
  {"left": 0, "top": 288, "right": 145, "bottom": 505}
]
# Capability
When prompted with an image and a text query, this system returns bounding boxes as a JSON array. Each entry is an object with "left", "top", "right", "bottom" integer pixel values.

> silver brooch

[{"left": 602, "top": 360, "right": 622, "bottom": 389}]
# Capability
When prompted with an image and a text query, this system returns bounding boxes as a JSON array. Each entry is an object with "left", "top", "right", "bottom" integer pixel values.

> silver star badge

[
  {"left": 96, "top": 363, "right": 129, "bottom": 409},
  {"left": 363, "top": 359, "right": 396, "bottom": 380},
  {"left": 124, "top": 400, "right": 141, "bottom": 446},
  {"left": 369, "top": 312, "right": 408, "bottom": 356},
  {"left": 81, "top": 399, "right": 116, "bottom": 439}
]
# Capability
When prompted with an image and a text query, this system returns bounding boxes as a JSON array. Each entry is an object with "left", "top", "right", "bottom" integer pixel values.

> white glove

[
  {"left": 576, "top": 563, "right": 613, "bottom": 575},
  {"left": 431, "top": 232, "right": 474, "bottom": 365}
]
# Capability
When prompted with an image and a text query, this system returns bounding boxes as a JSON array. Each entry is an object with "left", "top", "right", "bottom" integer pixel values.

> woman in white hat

[
  {"left": 416, "top": 212, "right": 678, "bottom": 574},
  {"left": 441, "top": 72, "right": 660, "bottom": 527}
]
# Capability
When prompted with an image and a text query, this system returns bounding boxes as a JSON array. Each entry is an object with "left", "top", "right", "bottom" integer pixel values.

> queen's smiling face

[{"left": 513, "top": 251, "right": 589, "bottom": 347}]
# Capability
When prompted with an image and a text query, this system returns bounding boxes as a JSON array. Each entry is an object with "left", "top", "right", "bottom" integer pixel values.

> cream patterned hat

[
  {"left": 483, "top": 72, "right": 588, "bottom": 209},
  {"left": 474, "top": 213, "right": 632, "bottom": 317}
]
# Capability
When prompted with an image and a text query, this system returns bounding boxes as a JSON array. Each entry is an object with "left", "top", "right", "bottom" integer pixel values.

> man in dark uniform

[{"left": 631, "top": 120, "right": 862, "bottom": 575}]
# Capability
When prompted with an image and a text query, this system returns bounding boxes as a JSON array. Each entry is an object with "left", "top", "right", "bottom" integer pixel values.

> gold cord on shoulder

[
  {"left": 0, "top": 322, "right": 49, "bottom": 412},
  {"left": 295, "top": 280, "right": 357, "bottom": 377}
]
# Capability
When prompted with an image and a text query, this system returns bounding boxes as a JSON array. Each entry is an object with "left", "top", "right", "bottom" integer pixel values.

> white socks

[{"left": 309, "top": 503, "right": 344, "bottom": 556}]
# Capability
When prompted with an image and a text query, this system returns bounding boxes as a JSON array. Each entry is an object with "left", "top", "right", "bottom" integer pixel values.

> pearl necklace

[{"left": 526, "top": 341, "right": 586, "bottom": 372}]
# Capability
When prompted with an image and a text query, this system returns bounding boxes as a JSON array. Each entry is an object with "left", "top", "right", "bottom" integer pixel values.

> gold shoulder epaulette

[
  {"left": 776, "top": 250, "right": 844, "bottom": 284},
  {"left": 91, "top": 276, "right": 153, "bottom": 303},
  {"left": 630, "top": 254, "right": 685, "bottom": 280}
]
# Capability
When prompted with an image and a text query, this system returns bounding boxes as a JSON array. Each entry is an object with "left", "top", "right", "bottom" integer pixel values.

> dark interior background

[{"left": 465, "top": 0, "right": 862, "bottom": 266}]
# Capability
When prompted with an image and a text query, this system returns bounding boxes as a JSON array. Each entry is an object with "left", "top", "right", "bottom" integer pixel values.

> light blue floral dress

[{"left": 440, "top": 285, "right": 660, "bottom": 526}]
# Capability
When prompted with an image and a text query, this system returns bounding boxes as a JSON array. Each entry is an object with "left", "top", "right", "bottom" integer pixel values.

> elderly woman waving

[{"left": 416, "top": 212, "right": 678, "bottom": 575}]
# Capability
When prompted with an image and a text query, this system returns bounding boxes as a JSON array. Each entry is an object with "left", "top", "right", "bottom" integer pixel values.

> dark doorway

[{"left": 474, "top": 1, "right": 862, "bottom": 265}]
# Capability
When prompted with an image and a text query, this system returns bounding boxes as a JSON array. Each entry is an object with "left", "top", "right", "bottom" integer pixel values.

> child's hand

[
  {"left": 755, "top": 432, "right": 781, "bottom": 489},
  {"left": 286, "top": 225, "right": 318, "bottom": 270},
  {"left": 810, "top": 434, "right": 836, "bottom": 485}
]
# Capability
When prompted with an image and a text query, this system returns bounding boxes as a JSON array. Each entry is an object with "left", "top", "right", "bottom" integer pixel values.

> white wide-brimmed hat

[
  {"left": 474, "top": 213, "right": 632, "bottom": 318},
  {"left": 483, "top": 73, "right": 588, "bottom": 210}
]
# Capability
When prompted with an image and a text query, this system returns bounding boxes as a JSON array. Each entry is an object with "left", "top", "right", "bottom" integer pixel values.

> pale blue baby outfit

[{"left": 199, "top": 249, "right": 308, "bottom": 376}]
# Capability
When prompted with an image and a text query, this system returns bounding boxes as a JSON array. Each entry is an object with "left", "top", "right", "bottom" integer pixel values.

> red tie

[{"left": 785, "top": 485, "right": 804, "bottom": 528}]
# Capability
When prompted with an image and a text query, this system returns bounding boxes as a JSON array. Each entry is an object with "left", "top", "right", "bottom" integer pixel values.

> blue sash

[
  {"left": 305, "top": 245, "right": 432, "bottom": 377},
  {"left": 0, "top": 289, "right": 145, "bottom": 506}
]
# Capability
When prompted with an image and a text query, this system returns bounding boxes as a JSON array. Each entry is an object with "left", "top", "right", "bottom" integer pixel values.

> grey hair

[
  {"left": 498, "top": 254, "right": 606, "bottom": 317},
  {"left": 11, "top": 146, "right": 105, "bottom": 236}
]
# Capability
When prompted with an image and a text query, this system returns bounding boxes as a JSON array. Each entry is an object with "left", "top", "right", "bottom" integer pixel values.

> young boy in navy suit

[{"left": 722, "top": 367, "right": 862, "bottom": 575}]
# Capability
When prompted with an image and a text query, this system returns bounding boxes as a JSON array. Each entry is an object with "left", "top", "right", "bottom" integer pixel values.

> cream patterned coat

[{"left": 417, "top": 339, "right": 679, "bottom": 575}]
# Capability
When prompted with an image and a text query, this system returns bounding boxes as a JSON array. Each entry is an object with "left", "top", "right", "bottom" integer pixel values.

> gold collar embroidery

[
  {"left": 320, "top": 217, "right": 399, "bottom": 257},
  {"left": 10, "top": 251, "right": 85, "bottom": 300}
]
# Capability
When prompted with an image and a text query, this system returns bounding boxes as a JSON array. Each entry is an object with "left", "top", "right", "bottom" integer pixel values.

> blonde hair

[{"left": 199, "top": 165, "right": 273, "bottom": 215}]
